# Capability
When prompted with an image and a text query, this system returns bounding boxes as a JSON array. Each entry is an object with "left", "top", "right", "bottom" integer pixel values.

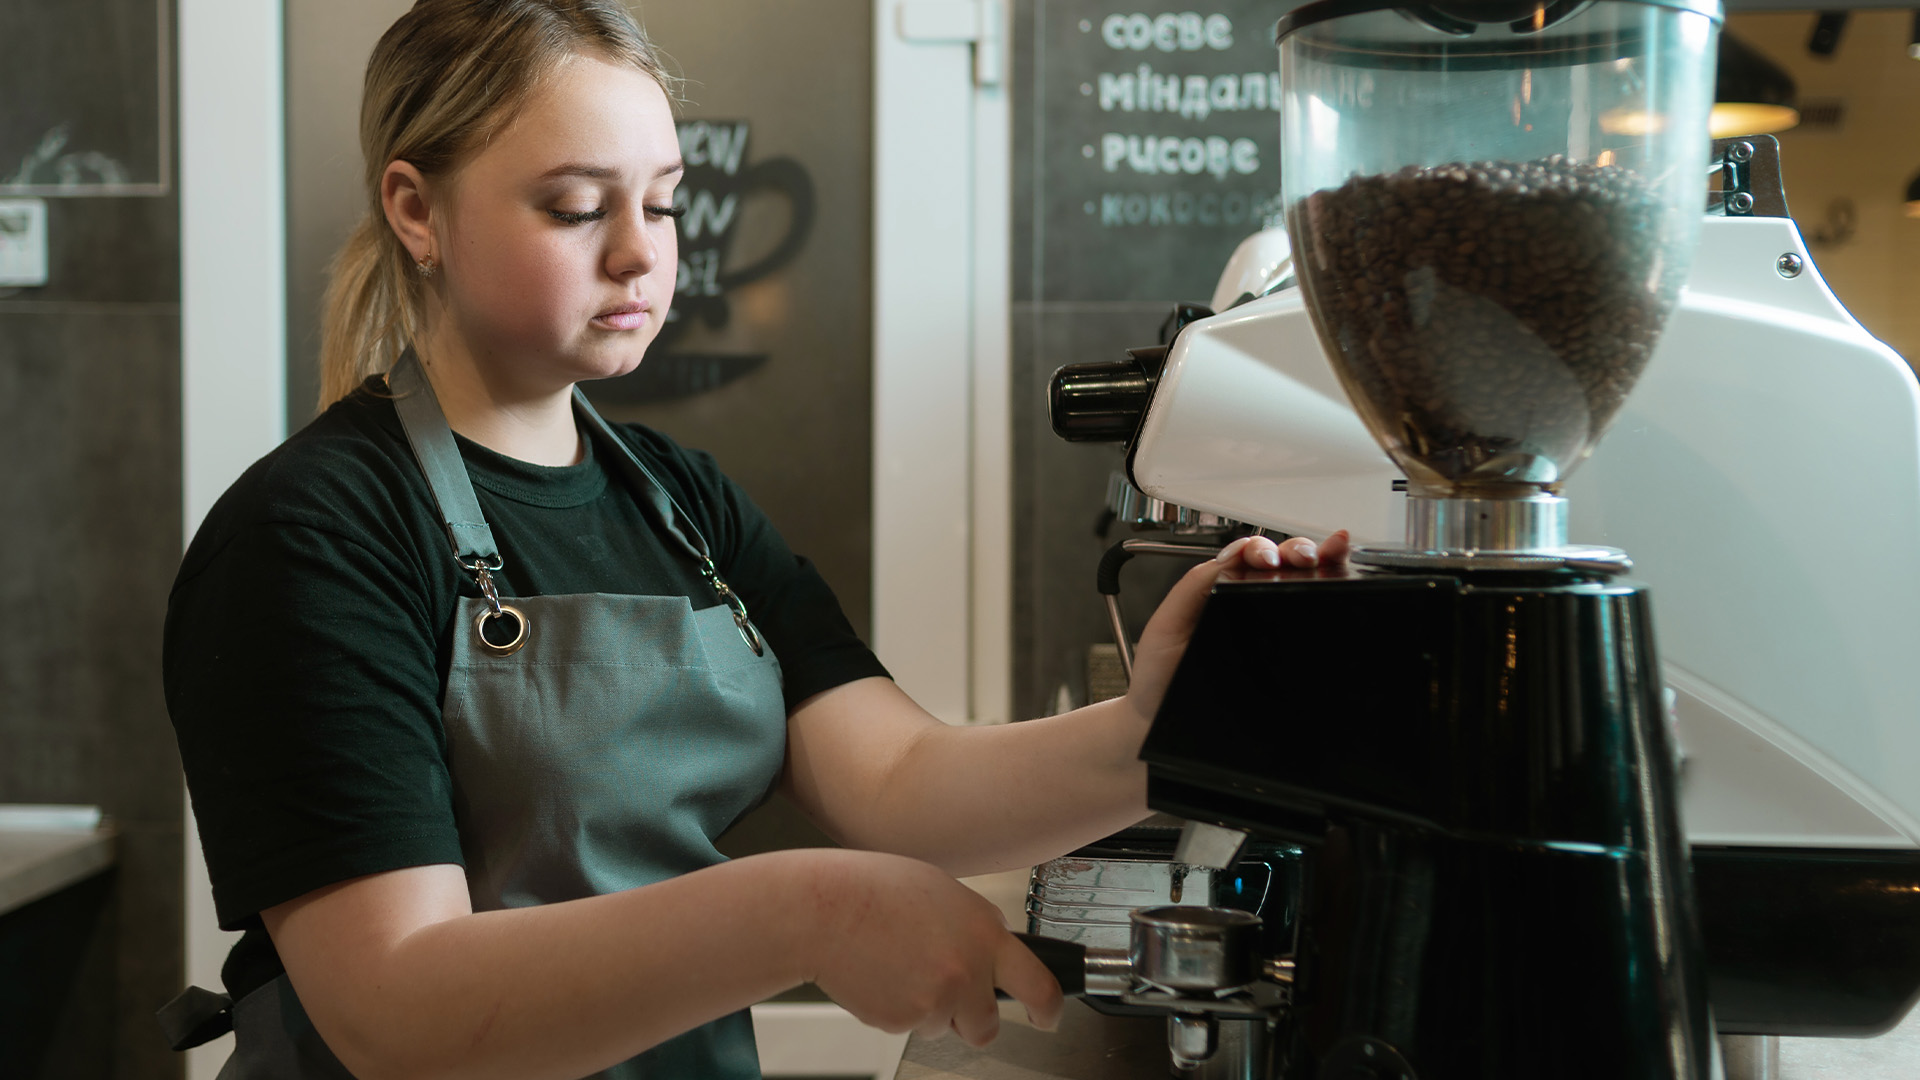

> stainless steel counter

[{"left": 0, "top": 821, "right": 117, "bottom": 917}]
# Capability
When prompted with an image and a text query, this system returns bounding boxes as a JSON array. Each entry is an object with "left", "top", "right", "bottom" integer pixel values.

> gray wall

[
  {"left": 0, "top": 1, "right": 183, "bottom": 1077},
  {"left": 285, "top": 0, "right": 410, "bottom": 428}
]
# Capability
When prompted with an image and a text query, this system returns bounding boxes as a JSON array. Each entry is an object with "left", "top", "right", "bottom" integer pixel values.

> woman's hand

[
  {"left": 1122, "top": 532, "right": 1351, "bottom": 725},
  {"left": 801, "top": 850, "right": 1063, "bottom": 1046}
]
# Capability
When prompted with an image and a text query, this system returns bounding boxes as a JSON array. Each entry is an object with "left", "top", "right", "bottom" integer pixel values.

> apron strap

[
  {"left": 572, "top": 388, "right": 766, "bottom": 656},
  {"left": 570, "top": 389, "right": 713, "bottom": 566},
  {"left": 388, "top": 348, "right": 501, "bottom": 570},
  {"left": 383, "top": 348, "right": 763, "bottom": 656}
]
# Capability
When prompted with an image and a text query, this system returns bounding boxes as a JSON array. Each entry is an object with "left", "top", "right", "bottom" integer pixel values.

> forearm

[
  {"left": 822, "top": 696, "right": 1153, "bottom": 877},
  {"left": 787, "top": 536, "right": 1333, "bottom": 880},
  {"left": 298, "top": 851, "right": 829, "bottom": 1080}
]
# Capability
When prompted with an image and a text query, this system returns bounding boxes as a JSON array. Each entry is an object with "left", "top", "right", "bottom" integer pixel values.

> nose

[{"left": 606, "top": 207, "right": 663, "bottom": 280}]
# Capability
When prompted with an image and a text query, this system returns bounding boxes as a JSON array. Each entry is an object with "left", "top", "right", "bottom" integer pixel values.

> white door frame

[
  {"left": 179, "top": 1, "right": 287, "bottom": 1075},
  {"left": 872, "top": 0, "right": 1014, "bottom": 725}
]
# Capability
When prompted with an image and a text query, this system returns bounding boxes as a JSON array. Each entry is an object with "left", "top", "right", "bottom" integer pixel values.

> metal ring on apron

[
  {"left": 733, "top": 610, "right": 764, "bottom": 657},
  {"left": 474, "top": 603, "right": 532, "bottom": 657},
  {"left": 706, "top": 571, "right": 764, "bottom": 657},
  {"left": 467, "top": 560, "right": 531, "bottom": 657}
]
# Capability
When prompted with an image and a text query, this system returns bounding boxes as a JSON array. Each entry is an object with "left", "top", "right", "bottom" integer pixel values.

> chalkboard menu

[
  {"left": 0, "top": 0, "right": 169, "bottom": 195},
  {"left": 1026, "top": 2, "right": 1284, "bottom": 302},
  {"left": 1010, "top": 2, "right": 1289, "bottom": 719}
]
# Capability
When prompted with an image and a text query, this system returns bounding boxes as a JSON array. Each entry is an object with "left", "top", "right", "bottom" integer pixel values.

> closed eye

[
  {"left": 548, "top": 208, "right": 607, "bottom": 225},
  {"left": 647, "top": 205, "right": 686, "bottom": 220}
]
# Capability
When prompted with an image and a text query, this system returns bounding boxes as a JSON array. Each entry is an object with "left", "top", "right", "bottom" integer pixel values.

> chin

[{"left": 574, "top": 341, "right": 654, "bottom": 384}]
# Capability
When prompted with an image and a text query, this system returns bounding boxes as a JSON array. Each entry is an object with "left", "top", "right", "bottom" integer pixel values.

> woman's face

[{"left": 431, "top": 54, "right": 681, "bottom": 393}]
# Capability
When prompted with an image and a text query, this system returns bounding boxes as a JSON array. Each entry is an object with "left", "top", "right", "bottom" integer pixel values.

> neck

[{"left": 412, "top": 321, "right": 583, "bottom": 468}]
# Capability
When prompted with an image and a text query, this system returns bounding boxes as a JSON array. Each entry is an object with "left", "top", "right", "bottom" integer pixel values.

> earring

[{"left": 416, "top": 252, "right": 438, "bottom": 278}]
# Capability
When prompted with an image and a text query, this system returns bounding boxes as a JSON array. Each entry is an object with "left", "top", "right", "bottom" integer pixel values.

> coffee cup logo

[
  {"left": 600, "top": 121, "right": 815, "bottom": 404},
  {"left": 670, "top": 120, "right": 815, "bottom": 333}
]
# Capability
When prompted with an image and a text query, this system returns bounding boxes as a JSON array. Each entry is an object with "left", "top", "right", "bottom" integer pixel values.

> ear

[{"left": 381, "top": 160, "right": 436, "bottom": 264}]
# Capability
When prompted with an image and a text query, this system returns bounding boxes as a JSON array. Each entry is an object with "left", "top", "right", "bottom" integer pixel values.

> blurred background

[{"left": 1, "top": 1, "right": 1915, "bottom": 1076}]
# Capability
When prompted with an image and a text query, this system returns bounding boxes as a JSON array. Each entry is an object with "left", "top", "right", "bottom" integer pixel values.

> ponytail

[{"left": 317, "top": 211, "right": 417, "bottom": 408}]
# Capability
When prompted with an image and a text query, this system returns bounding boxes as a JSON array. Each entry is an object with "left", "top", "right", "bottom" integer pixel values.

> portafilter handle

[{"left": 997, "top": 933, "right": 1132, "bottom": 1000}]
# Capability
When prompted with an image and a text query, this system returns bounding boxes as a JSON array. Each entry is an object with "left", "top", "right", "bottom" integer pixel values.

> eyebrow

[{"left": 538, "top": 161, "right": 685, "bottom": 181}]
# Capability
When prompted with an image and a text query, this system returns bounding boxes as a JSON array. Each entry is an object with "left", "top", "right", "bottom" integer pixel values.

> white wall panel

[{"left": 180, "top": 0, "right": 286, "bottom": 1073}]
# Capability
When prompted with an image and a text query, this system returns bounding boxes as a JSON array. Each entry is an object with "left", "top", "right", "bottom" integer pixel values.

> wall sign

[{"left": 1028, "top": 3, "right": 1284, "bottom": 302}]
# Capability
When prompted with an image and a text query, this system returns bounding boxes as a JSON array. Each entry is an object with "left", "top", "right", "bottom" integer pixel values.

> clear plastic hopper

[{"left": 1279, "top": 0, "right": 1720, "bottom": 554}]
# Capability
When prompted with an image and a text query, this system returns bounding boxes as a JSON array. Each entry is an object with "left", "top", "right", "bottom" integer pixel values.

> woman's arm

[
  {"left": 265, "top": 849, "right": 1062, "bottom": 1080},
  {"left": 783, "top": 533, "right": 1347, "bottom": 877}
]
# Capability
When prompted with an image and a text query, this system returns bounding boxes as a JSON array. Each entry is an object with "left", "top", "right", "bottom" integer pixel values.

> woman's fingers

[
  {"left": 907, "top": 925, "right": 1059, "bottom": 1049},
  {"left": 948, "top": 991, "right": 1002, "bottom": 1048},
  {"left": 1124, "top": 529, "right": 1358, "bottom": 722},
  {"left": 996, "top": 934, "right": 1066, "bottom": 1034},
  {"left": 1217, "top": 534, "right": 1281, "bottom": 568},
  {"left": 1319, "top": 529, "right": 1353, "bottom": 565},
  {"left": 1277, "top": 530, "right": 1350, "bottom": 568},
  {"left": 1278, "top": 535, "right": 1318, "bottom": 567},
  {"left": 1217, "top": 531, "right": 1355, "bottom": 571},
  {"left": 1137, "top": 531, "right": 1343, "bottom": 662}
]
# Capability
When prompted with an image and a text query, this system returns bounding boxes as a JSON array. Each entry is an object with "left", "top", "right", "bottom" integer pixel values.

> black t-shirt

[{"left": 164, "top": 378, "right": 888, "bottom": 998}]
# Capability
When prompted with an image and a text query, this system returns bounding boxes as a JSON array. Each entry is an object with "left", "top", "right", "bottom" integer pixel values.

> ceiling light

[{"left": 1714, "top": 33, "right": 1800, "bottom": 137}]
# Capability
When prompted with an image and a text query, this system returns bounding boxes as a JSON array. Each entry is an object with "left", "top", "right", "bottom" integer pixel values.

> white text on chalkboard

[
  {"left": 1101, "top": 134, "right": 1258, "bottom": 179},
  {"left": 1094, "top": 190, "right": 1256, "bottom": 228},
  {"left": 678, "top": 121, "right": 750, "bottom": 176},
  {"left": 1097, "top": 67, "right": 1280, "bottom": 118},
  {"left": 1099, "top": 13, "right": 1234, "bottom": 52}
]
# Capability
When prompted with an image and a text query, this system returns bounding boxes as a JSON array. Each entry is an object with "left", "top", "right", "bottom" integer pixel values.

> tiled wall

[{"left": 0, "top": 2, "right": 183, "bottom": 1076}]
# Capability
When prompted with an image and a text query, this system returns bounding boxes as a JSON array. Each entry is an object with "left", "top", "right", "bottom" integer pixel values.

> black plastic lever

[{"left": 997, "top": 932, "right": 1090, "bottom": 1000}]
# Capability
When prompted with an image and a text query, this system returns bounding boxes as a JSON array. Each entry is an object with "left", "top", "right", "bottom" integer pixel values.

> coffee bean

[{"left": 1290, "top": 158, "right": 1685, "bottom": 495}]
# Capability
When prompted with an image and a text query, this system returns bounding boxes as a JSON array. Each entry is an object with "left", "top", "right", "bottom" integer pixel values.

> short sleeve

[{"left": 165, "top": 517, "right": 465, "bottom": 929}]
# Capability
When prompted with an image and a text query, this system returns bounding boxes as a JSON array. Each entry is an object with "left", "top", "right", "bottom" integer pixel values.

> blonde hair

[{"left": 317, "top": 0, "right": 675, "bottom": 408}]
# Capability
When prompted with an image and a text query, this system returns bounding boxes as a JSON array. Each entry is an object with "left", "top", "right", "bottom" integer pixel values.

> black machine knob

[{"left": 1049, "top": 347, "right": 1167, "bottom": 444}]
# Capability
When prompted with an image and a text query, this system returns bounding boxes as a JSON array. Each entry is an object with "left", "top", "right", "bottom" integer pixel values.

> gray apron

[{"left": 164, "top": 351, "right": 787, "bottom": 1079}]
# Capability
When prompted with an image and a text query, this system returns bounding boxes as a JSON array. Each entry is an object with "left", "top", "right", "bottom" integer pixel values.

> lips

[{"left": 593, "top": 301, "right": 650, "bottom": 331}]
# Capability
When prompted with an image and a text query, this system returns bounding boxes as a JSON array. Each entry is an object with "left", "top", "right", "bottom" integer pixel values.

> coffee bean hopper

[{"left": 1044, "top": 1, "right": 1920, "bottom": 1078}]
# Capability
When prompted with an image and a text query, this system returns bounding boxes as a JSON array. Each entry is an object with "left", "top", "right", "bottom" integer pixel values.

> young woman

[{"left": 163, "top": 3, "right": 1344, "bottom": 1078}]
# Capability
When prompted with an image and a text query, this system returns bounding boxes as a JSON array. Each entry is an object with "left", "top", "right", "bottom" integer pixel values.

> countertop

[
  {"left": 909, "top": 864, "right": 1919, "bottom": 1080},
  {"left": 926, "top": 872, "right": 1920, "bottom": 1080},
  {"left": 896, "top": 1003, "right": 1920, "bottom": 1080},
  {"left": 0, "top": 819, "right": 118, "bottom": 917},
  {"left": 898, "top": 1000, "right": 1171, "bottom": 1080}
]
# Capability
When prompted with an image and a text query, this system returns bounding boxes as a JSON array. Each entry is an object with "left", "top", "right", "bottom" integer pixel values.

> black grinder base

[{"left": 1142, "top": 565, "right": 1713, "bottom": 1080}]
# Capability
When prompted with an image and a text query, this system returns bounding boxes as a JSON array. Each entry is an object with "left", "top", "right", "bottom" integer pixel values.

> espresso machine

[{"left": 1035, "top": 1, "right": 1920, "bottom": 1077}]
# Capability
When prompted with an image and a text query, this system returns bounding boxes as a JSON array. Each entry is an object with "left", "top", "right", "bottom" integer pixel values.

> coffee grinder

[{"left": 1126, "top": 2, "right": 1725, "bottom": 1077}]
